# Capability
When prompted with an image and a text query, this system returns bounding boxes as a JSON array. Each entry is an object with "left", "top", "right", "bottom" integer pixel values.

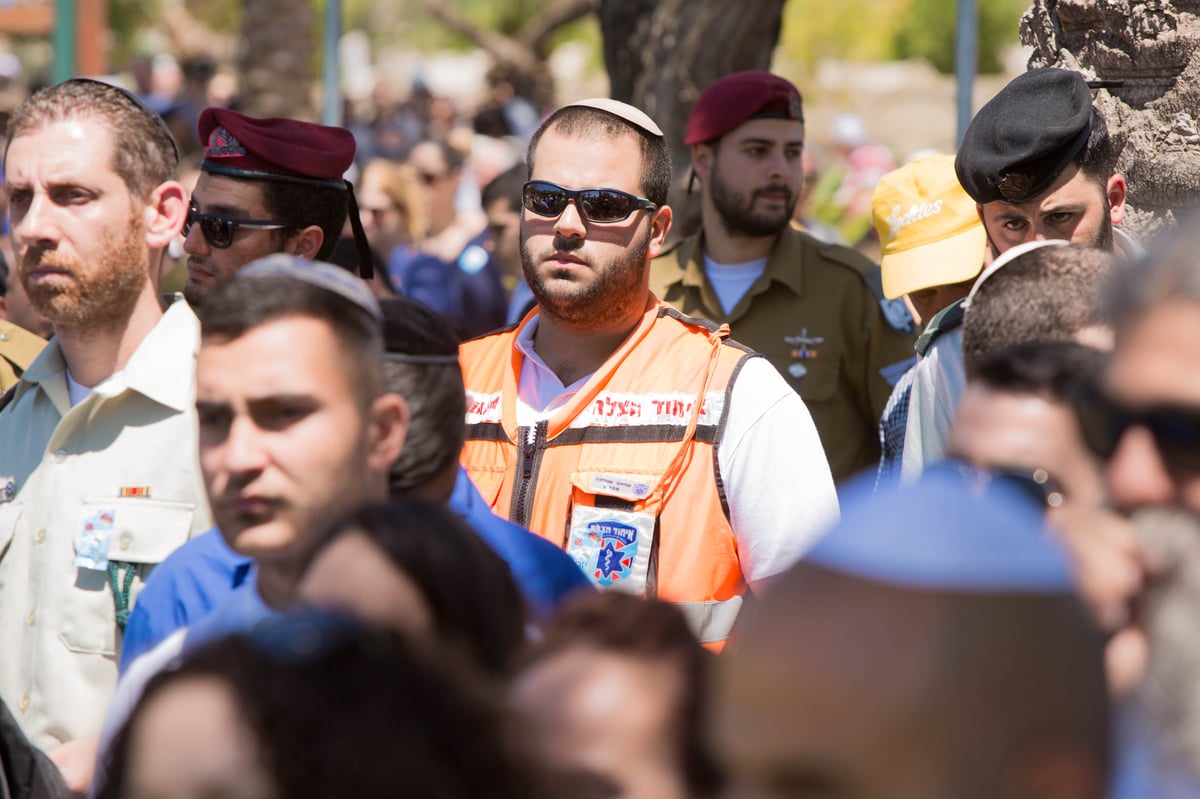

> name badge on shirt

[
  {"left": 76, "top": 508, "right": 116, "bottom": 571},
  {"left": 0, "top": 476, "right": 14, "bottom": 503}
]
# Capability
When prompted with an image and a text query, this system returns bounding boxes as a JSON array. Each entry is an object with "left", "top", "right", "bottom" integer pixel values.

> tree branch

[
  {"left": 521, "top": 0, "right": 601, "bottom": 53},
  {"left": 418, "top": 0, "right": 538, "bottom": 70}
]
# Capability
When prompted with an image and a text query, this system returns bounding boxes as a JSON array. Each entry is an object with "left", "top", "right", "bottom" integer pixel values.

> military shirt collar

[
  {"left": 674, "top": 226, "right": 807, "bottom": 297},
  {"left": 19, "top": 298, "right": 198, "bottom": 415}
]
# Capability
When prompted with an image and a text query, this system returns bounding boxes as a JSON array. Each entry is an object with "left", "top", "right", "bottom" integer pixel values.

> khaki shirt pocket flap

[{"left": 78, "top": 498, "right": 195, "bottom": 565}]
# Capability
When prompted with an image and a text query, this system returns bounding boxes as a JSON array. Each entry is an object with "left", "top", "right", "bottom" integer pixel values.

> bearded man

[
  {"left": 651, "top": 72, "right": 918, "bottom": 482},
  {"left": 0, "top": 79, "right": 212, "bottom": 782},
  {"left": 458, "top": 98, "right": 838, "bottom": 651}
]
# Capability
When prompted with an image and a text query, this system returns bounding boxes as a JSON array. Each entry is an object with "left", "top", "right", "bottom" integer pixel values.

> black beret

[{"left": 955, "top": 68, "right": 1094, "bottom": 204}]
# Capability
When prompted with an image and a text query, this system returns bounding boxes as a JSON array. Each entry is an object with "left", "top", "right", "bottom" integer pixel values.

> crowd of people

[{"left": 0, "top": 55, "right": 1194, "bottom": 799}]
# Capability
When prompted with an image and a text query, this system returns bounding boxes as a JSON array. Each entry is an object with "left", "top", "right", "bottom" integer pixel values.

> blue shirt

[{"left": 119, "top": 468, "right": 590, "bottom": 671}]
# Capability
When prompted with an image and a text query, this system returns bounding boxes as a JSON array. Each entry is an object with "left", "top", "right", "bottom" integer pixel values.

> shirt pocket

[
  {"left": 790, "top": 352, "right": 843, "bottom": 404},
  {"left": 60, "top": 498, "right": 195, "bottom": 656}
]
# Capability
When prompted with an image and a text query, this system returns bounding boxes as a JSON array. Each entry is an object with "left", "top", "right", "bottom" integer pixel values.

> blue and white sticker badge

[
  {"left": 76, "top": 508, "right": 116, "bottom": 571},
  {"left": 0, "top": 476, "right": 14, "bottom": 503},
  {"left": 567, "top": 505, "right": 656, "bottom": 592}
]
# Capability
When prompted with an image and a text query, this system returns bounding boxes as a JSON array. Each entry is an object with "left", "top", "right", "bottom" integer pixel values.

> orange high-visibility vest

[{"left": 459, "top": 298, "right": 757, "bottom": 646}]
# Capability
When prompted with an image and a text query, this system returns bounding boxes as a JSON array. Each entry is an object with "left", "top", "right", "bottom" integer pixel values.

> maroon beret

[
  {"left": 198, "top": 107, "right": 356, "bottom": 189},
  {"left": 684, "top": 71, "right": 805, "bottom": 146}
]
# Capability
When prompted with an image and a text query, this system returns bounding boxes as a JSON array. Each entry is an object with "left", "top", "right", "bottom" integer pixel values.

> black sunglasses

[
  {"left": 1077, "top": 395, "right": 1200, "bottom": 474},
  {"left": 949, "top": 460, "right": 1065, "bottom": 511},
  {"left": 183, "top": 205, "right": 298, "bottom": 249},
  {"left": 522, "top": 180, "right": 657, "bottom": 224}
]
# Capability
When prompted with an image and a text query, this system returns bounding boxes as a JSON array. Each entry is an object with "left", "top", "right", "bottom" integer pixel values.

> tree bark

[
  {"left": 238, "top": 0, "right": 317, "bottom": 120},
  {"left": 598, "top": 0, "right": 787, "bottom": 238},
  {"left": 1021, "top": 0, "right": 1200, "bottom": 238}
]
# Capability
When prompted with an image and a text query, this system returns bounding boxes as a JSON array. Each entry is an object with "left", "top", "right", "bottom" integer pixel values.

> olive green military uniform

[
  {"left": 0, "top": 319, "right": 45, "bottom": 393},
  {"left": 651, "top": 226, "right": 918, "bottom": 482}
]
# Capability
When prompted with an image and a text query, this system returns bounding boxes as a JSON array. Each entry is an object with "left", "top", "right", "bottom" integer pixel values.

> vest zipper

[{"left": 511, "top": 420, "right": 547, "bottom": 529}]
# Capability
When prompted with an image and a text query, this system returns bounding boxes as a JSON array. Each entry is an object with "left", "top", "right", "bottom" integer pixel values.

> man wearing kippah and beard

[{"left": 652, "top": 71, "right": 918, "bottom": 484}]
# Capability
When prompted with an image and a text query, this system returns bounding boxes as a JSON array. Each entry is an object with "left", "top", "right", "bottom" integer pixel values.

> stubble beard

[
  {"left": 19, "top": 212, "right": 150, "bottom": 332},
  {"left": 521, "top": 226, "right": 651, "bottom": 329}
]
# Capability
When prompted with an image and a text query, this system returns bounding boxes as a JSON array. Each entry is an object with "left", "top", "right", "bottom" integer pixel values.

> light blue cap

[{"left": 806, "top": 462, "right": 1075, "bottom": 594}]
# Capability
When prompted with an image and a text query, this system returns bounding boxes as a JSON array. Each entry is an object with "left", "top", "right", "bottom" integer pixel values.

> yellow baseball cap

[{"left": 871, "top": 153, "right": 988, "bottom": 300}]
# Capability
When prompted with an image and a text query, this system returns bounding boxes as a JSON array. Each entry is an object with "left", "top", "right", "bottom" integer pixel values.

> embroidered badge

[
  {"left": 204, "top": 127, "right": 246, "bottom": 159},
  {"left": 785, "top": 328, "right": 824, "bottom": 380},
  {"left": 0, "top": 476, "right": 14, "bottom": 502}
]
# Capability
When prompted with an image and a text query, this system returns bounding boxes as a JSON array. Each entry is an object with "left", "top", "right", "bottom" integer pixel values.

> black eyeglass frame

[
  {"left": 521, "top": 180, "right": 658, "bottom": 224},
  {"left": 183, "top": 204, "right": 301, "bottom": 249}
]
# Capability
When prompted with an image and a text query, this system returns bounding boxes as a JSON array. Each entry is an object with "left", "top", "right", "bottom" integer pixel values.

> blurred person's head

[
  {"left": 871, "top": 153, "right": 987, "bottom": 324},
  {"left": 514, "top": 591, "right": 720, "bottom": 799},
  {"left": 951, "top": 342, "right": 1109, "bottom": 510},
  {"left": 715, "top": 466, "right": 1109, "bottom": 799},
  {"left": 408, "top": 138, "right": 464, "bottom": 232},
  {"left": 196, "top": 256, "right": 407, "bottom": 605},
  {"left": 357, "top": 158, "right": 426, "bottom": 256},
  {"left": 297, "top": 499, "right": 526, "bottom": 675},
  {"left": 378, "top": 297, "right": 464, "bottom": 500},
  {"left": 4, "top": 78, "right": 183, "bottom": 333},
  {"left": 686, "top": 72, "right": 805, "bottom": 240},
  {"left": 1102, "top": 225, "right": 1200, "bottom": 519},
  {"left": 955, "top": 68, "right": 1124, "bottom": 255},
  {"left": 97, "top": 611, "right": 551, "bottom": 799},
  {"left": 962, "top": 241, "right": 1115, "bottom": 372},
  {"left": 949, "top": 343, "right": 1145, "bottom": 687},
  {"left": 184, "top": 108, "right": 358, "bottom": 305},
  {"left": 482, "top": 163, "right": 526, "bottom": 284}
]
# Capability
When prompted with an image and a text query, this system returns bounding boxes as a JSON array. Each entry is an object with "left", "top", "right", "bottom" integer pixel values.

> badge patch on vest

[{"left": 567, "top": 505, "right": 656, "bottom": 592}]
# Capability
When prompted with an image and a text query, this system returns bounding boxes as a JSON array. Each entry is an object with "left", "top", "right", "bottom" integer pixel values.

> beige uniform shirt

[
  {"left": 651, "top": 226, "right": 918, "bottom": 482},
  {"left": 0, "top": 300, "right": 212, "bottom": 747}
]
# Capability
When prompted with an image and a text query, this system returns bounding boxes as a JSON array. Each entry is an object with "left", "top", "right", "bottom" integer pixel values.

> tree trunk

[
  {"left": 238, "top": 0, "right": 317, "bottom": 120},
  {"left": 1021, "top": 0, "right": 1200, "bottom": 239},
  {"left": 598, "top": 0, "right": 787, "bottom": 239}
]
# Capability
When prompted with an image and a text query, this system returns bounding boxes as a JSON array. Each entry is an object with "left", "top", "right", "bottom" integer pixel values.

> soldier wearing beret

[
  {"left": 183, "top": 107, "right": 372, "bottom": 307},
  {"left": 651, "top": 71, "right": 919, "bottom": 482},
  {"left": 955, "top": 67, "right": 1132, "bottom": 257}
]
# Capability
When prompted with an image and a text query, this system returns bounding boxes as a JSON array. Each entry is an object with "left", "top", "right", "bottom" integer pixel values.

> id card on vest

[{"left": 567, "top": 505, "right": 656, "bottom": 592}]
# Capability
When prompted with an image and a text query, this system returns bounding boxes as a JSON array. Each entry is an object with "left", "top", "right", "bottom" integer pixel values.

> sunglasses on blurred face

[
  {"left": 184, "top": 204, "right": 297, "bottom": 249},
  {"left": 1078, "top": 394, "right": 1200, "bottom": 475}
]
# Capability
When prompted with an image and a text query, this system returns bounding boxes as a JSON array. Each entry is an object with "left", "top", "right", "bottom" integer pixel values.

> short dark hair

[
  {"left": 379, "top": 297, "right": 464, "bottom": 494},
  {"left": 6, "top": 79, "right": 178, "bottom": 199},
  {"left": 260, "top": 180, "right": 350, "bottom": 262},
  {"left": 199, "top": 275, "right": 383, "bottom": 405},
  {"left": 481, "top": 163, "right": 526, "bottom": 212},
  {"left": 963, "top": 245, "right": 1115, "bottom": 374},
  {"left": 521, "top": 592, "right": 722, "bottom": 798},
  {"left": 1077, "top": 109, "right": 1119, "bottom": 187},
  {"left": 97, "top": 614, "right": 551, "bottom": 799},
  {"left": 528, "top": 106, "right": 672, "bottom": 207},
  {"left": 968, "top": 341, "right": 1107, "bottom": 405},
  {"left": 306, "top": 500, "right": 527, "bottom": 675}
]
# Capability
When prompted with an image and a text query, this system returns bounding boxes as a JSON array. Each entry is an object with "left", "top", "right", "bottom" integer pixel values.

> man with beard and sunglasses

[
  {"left": 458, "top": 98, "right": 838, "bottom": 650},
  {"left": 182, "top": 107, "right": 372, "bottom": 307},
  {"left": 0, "top": 79, "right": 213, "bottom": 787},
  {"left": 1095, "top": 230, "right": 1200, "bottom": 796},
  {"left": 651, "top": 72, "right": 919, "bottom": 483}
]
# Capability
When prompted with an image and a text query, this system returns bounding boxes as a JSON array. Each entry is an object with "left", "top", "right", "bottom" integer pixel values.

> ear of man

[
  {"left": 366, "top": 391, "right": 409, "bottom": 474},
  {"left": 142, "top": 180, "right": 188, "bottom": 250}
]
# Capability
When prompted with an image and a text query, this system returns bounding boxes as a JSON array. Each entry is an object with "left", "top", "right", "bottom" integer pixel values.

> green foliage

[
  {"left": 781, "top": 0, "right": 910, "bottom": 72},
  {"left": 892, "top": 0, "right": 1028, "bottom": 74}
]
